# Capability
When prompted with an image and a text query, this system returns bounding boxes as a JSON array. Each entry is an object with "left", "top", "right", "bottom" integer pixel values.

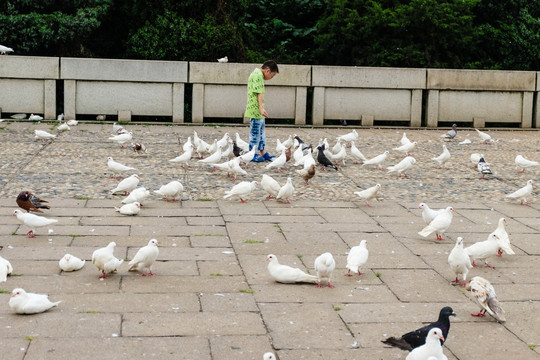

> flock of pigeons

[{"left": 1, "top": 120, "right": 538, "bottom": 359}]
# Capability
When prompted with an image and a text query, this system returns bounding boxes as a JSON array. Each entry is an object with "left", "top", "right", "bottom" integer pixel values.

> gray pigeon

[
  {"left": 441, "top": 124, "right": 457, "bottom": 141},
  {"left": 477, "top": 157, "right": 492, "bottom": 179}
]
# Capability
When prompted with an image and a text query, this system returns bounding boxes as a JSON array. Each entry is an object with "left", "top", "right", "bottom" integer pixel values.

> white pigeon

[
  {"left": 314, "top": 252, "right": 336, "bottom": 288},
  {"left": 56, "top": 113, "right": 64, "bottom": 121},
  {"left": 281, "top": 135, "right": 294, "bottom": 149},
  {"left": 400, "top": 132, "right": 412, "bottom": 145},
  {"left": 292, "top": 145, "right": 305, "bottom": 165},
  {"left": 276, "top": 177, "right": 295, "bottom": 204},
  {"left": 216, "top": 133, "right": 230, "bottom": 149},
  {"left": 217, "top": 56, "right": 228, "bottom": 63},
  {"left": 128, "top": 239, "right": 159, "bottom": 276},
  {"left": 266, "top": 254, "right": 318, "bottom": 284},
  {"left": 475, "top": 128, "right": 493, "bottom": 143},
  {"left": 336, "top": 129, "right": 358, "bottom": 142},
  {"left": 198, "top": 146, "right": 222, "bottom": 166},
  {"left": 265, "top": 149, "right": 287, "bottom": 171},
  {"left": 470, "top": 153, "right": 483, "bottom": 167},
  {"left": 405, "top": 328, "right": 448, "bottom": 360},
  {"left": 490, "top": 218, "right": 514, "bottom": 256},
  {"left": 59, "top": 254, "right": 85, "bottom": 272},
  {"left": 107, "top": 157, "right": 136, "bottom": 178},
  {"left": 448, "top": 237, "right": 472, "bottom": 287},
  {"left": 515, "top": 155, "right": 539, "bottom": 173},
  {"left": 29, "top": 114, "right": 44, "bottom": 121},
  {"left": 387, "top": 156, "right": 416, "bottom": 178},
  {"left": 239, "top": 147, "right": 257, "bottom": 166},
  {"left": 0, "top": 255, "right": 13, "bottom": 282},
  {"left": 207, "top": 139, "right": 218, "bottom": 154},
  {"left": 235, "top": 133, "right": 249, "bottom": 151},
  {"left": 331, "top": 145, "right": 347, "bottom": 166},
  {"left": 10, "top": 113, "right": 27, "bottom": 119},
  {"left": 345, "top": 240, "right": 369, "bottom": 276},
  {"left": 332, "top": 139, "right": 342, "bottom": 154},
  {"left": 275, "top": 138, "right": 286, "bottom": 153},
  {"left": 110, "top": 174, "right": 140, "bottom": 195},
  {"left": 196, "top": 137, "right": 211, "bottom": 158},
  {"left": 12, "top": 209, "right": 58, "bottom": 238},
  {"left": 505, "top": 179, "right": 533, "bottom": 205},
  {"left": 57, "top": 123, "right": 70, "bottom": 132},
  {"left": 354, "top": 184, "right": 381, "bottom": 207},
  {"left": 9, "top": 288, "right": 61, "bottom": 314},
  {"left": 223, "top": 180, "right": 258, "bottom": 203},
  {"left": 97, "top": 114, "right": 107, "bottom": 121},
  {"left": 108, "top": 131, "right": 133, "bottom": 148},
  {"left": 466, "top": 276, "right": 506, "bottom": 322},
  {"left": 0, "top": 44, "right": 14, "bottom": 54},
  {"left": 362, "top": 151, "right": 389, "bottom": 169},
  {"left": 350, "top": 141, "right": 367, "bottom": 163},
  {"left": 182, "top": 136, "right": 193, "bottom": 152},
  {"left": 112, "top": 122, "right": 126, "bottom": 134},
  {"left": 154, "top": 180, "right": 184, "bottom": 201},
  {"left": 418, "top": 203, "right": 445, "bottom": 225},
  {"left": 115, "top": 202, "right": 141, "bottom": 215},
  {"left": 228, "top": 157, "right": 248, "bottom": 180},
  {"left": 261, "top": 174, "right": 281, "bottom": 199},
  {"left": 66, "top": 119, "right": 78, "bottom": 126},
  {"left": 170, "top": 144, "right": 194, "bottom": 168},
  {"left": 432, "top": 145, "right": 451, "bottom": 169},
  {"left": 34, "top": 129, "right": 56, "bottom": 140},
  {"left": 465, "top": 234, "right": 501, "bottom": 268},
  {"left": 92, "top": 241, "right": 124, "bottom": 279},
  {"left": 418, "top": 206, "right": 454, "bottom": 241},
  {"left": 263, "top": 353, "right": 276, "bottom": 360},
  {"left": 122, "top": 187, "right": 150, "bottom": 205},
  {"left": 393, "top": 141, "right": 417, "bottom": 155}
]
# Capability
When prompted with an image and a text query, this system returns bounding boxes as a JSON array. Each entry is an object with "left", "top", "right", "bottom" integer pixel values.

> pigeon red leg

[
  {"left": 99, "top": 271, "right": 107, "bottom": 279},
  {"left": 316, "top": 283, "right": 323, "bottom": 288},
  {"left": 518, "top": 169, "right": 525, "bottom": 173},
  {"left": 240, "top": 198, "right": 248, "bottom": 203},
  {"left": 283, "top": 200, "right": 291, "bottom": 204},
  {"left": 327, "top": 283, "right": 334, "bottom": 288},
  {"left": 344, "top": 269, "right": 352, "bottom": 277},
  {"left": 497, "top": 249, "right": 503, "bottom": 257},
  {"left": 357, "top": 271, "right": 364, "bottom": 275},
  {"left": 266, "top": 195, "right": 274, "bottom": 200},
  {"left": 471, "top": 309, "right": 486, "bottom": 317},
  {"left": 452, "top": 277, "right": 460, "bottom": 284},
  {"left": 471, "top": 260, "right": 478, "bottom": 267},
  {"left": 27, "top": 230, "right": 35, "bottom": 238},
  {"left": 148, "top": 271, "right": 156, "bottom": 276},
  {"left": 485, "top": 262, "right": 495, "bottom": 269}
]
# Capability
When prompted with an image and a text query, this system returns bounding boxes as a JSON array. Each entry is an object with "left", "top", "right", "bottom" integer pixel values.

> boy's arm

[{"left": 258, "top": 93, "right": 268, "bottom": 118}]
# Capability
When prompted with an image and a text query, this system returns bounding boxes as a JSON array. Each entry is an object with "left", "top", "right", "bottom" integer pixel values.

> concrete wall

[
  {"left": 189, "top": 62, "right": 310, "bottom": 124},
  {"left": 61, "top": 58, "right": 188, "bottom": 122},
  {"left": 426, "top": 69, "right": 535, "bottom": 128},
  {"left": 1, "top": 56, "right": 539, "bottom": 128},
  {"left": 0, "top": 56, "right": 58, "bottom": 119},
  {"left": 311, "top": 66, "right": 426, "bottom": 126}
]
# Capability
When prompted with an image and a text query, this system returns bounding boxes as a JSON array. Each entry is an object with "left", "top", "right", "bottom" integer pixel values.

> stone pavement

[{"left": 0, "top": 121, "right": 539, "bottom": 359}]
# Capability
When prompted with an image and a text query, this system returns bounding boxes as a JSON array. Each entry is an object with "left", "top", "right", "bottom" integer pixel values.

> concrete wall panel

[
  {"left": 428, "top": 69, "right": 535, "bottom": 91},
  {"left": 437, "top": 91, "right": 523, "bottom": 123},
  {"left": 189, "top": 62, "right": 310, "bottom": 86},
  {"left": 0, "top": 56, "right": 59, "bottom": 79},
  {"left": 0, "top": 79, "right": 44, "bottom": 113},
  {"left": 323, "top": 88, "right": 412, "bottom": 121},
  {"left": 75, "top": 81, "right": 172, "bottom": 116},
  {"left": 312, "top": 66, "right": 426, "bottom": 89},
  {"left": 61, "top": 58, "right": 187, "bottom": 83}
]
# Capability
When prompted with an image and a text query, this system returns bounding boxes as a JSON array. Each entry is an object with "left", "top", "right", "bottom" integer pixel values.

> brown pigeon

[{"left": 16, "top": 191, "right": 50, "bottom": 213}]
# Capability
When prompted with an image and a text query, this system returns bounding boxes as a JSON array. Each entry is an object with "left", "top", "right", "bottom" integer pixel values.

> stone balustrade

[{"left": 0, "top": 56, "right": 538, "bottom": 128}]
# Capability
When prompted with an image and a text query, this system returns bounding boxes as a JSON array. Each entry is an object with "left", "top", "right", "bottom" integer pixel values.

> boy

[{"left": 245, "top": 60, "right": 279, "bottom": 162}]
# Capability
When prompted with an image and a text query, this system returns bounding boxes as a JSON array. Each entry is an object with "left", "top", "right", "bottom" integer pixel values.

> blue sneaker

[
  {"left": 251, "top": 154, "right": 265, "bottom": 162},
  {"left": 263, "top": 152, "right": 276, "bottom": 161}
]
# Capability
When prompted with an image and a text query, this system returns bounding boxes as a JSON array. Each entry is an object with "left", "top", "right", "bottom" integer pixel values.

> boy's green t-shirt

[{"left": 244, "top": 68, "right": 265, "bottom": 119}]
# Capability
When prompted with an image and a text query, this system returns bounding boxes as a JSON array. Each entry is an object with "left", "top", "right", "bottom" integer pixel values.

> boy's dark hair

[{"left": 262, "top": 60, "right": 279, "bottom": 73}]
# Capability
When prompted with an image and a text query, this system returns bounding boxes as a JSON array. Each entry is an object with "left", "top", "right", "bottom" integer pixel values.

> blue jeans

[{"left": 249, "top": 118, "right": 265, "bottom": 151}]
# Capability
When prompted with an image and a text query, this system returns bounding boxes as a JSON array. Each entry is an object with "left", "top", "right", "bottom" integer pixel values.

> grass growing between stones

[
  {"left": 244, "top": 239, "right": 264, "bottom": 244},
  {"left": 239, "top": 289, "right": 254, "bottom": 294}
]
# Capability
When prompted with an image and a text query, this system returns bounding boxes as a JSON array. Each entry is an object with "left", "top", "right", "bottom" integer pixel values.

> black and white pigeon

[
  {"left": 382, "top": 306, "right": 456, "bottom": 351},
  {"left": 316, "top": 144, "right": 338, "bottom": 170},
  {"left": 441, "top": 124, "right": 457, "bottom": 141},
  {"left": 477, "top": 156, "right": 492, "bottom": 179}
]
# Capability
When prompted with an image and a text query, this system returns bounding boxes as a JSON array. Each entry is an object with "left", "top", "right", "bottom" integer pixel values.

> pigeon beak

[
  {"left": 439, "top": 335, "right": 445, "bottom": 341},
  {"left": 451, "top": 312, "right": 456, "bottom": 316}
]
